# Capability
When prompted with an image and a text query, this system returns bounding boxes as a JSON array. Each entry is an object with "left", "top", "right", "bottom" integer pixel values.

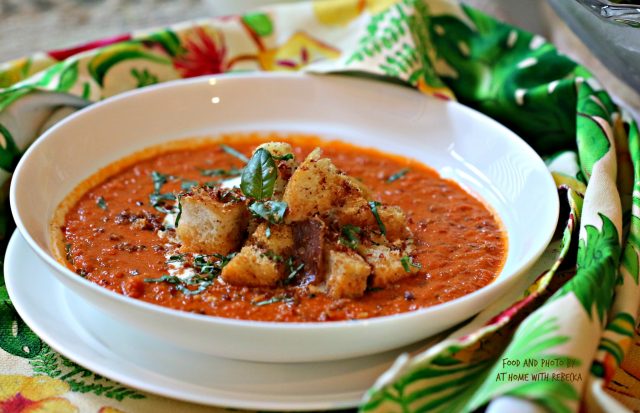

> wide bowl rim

[{"left": 9, "top": 72, "right": 559, "bottom": 331}]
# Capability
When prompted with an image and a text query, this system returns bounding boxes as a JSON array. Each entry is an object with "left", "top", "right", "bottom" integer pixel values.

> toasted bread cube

[
  {"left": 221, "top": 245, "right": 283, "bottom": 287},
  {"left": 359, "top": 245, "right": 416, "bottom": 287},
  {"left": 254, "top": 142, "right": 295, "bottom": 162},
  {"left": 292, "top": 218, "right": 326, "bottom": 282},
  {"left": 254, "top": 142, "right": 297, "bottom": 199},
  {"left": 333, "top": 201, "right": 411, "bottom": 241},
  {"left": 176, "top": 187, "right": 249, "bottom": 255},
  {"left": 325, "top": 250, "right": 371, "bottom": 299},
  {"left": 343, "top": 175, "right": 371, "bottom": 200},
  {"left": 378, "top": 206, "right": 412, "bottom": 240},
  {"left": 249, "top": 223, "right": 294, "bottom": 255},
  {"left": 283, "top": 149, "right": 366, "bottom": 222}
]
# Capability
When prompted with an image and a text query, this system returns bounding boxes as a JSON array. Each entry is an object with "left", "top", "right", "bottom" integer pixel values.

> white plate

[
  {"left": 10, "top": 73, "right": 559, "bottom": 362},
  {"left": 5, "top": 231, "right": 439, "bottom": 411}
]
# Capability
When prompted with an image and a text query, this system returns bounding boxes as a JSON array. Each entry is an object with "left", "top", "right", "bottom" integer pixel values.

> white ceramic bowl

[{"left": 10, "top": 73, "right": 558, "bottom": 363}]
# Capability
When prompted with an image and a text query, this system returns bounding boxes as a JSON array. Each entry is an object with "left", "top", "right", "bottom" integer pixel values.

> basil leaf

[
  {"left": 339, "top": 225, "right": 361, "bottom": 250},
  {"left": 386, "top": 168, "right": 409, "bottom": 183},
  {"left": 368, "top": 201, "right": 387, "bottom": 236},
  {"left": 96, "top": 196, "right": 108, "bottom": 210},
  {"left": 249, "top": 201, "right": 287, "bottom": 224},
  {"left": 400, "top": 256, "right": 422, "bottom": 272},
  {"left": 221, "top": 144, "right": 249, "bottom": 163},
  {"left": 240, "top": 148, "right": 277, "bottom": 200}
]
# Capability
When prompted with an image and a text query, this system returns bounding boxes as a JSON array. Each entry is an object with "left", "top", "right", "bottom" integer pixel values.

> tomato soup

[{"left": 53, "top": 134, "right": 506, "bottom": 322}]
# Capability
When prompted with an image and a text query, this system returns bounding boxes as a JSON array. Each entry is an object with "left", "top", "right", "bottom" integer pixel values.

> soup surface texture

[{"left": 56, "top": 134, "right": 506, "bottom": 322}]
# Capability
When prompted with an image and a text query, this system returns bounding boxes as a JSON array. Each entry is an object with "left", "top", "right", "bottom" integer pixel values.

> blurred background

[{"left": 0, "top": 0, "right": 638, "bottom": 116}]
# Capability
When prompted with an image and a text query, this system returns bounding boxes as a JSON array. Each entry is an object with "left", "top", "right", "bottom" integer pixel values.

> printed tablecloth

[{"left": 1, "top": 0, "right": 640, "bottom": 411}]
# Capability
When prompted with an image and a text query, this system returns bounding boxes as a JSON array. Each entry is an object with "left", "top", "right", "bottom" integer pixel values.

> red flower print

[
  {"left": 48, "top": 34, "right": 132, "bottom": 61},
  {"left": 173, "top": 27, "right": 227, "bottom": 78}
]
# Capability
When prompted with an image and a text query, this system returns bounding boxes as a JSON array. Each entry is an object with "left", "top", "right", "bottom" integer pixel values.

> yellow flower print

[
  {"left": 416, "top": 77, "right": 455, "bottom": 101},
  {"left": 257, "top": 32, "right": 340, "bottom": 71},
  {"left": 0, "top": 58, "right": 30, "bottom": 89},
  {"left": 0, "top": 375, "right": 77, "bottom": 413},
  {"left": 313, "top": 0, "right": 399, "bottom": 26}
]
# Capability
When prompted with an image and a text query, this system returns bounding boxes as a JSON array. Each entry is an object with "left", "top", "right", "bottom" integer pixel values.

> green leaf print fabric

[{"left": 0, "top": 0, "right": 638, "bottom": 412}]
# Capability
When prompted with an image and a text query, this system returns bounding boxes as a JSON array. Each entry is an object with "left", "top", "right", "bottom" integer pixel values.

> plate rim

[{"left": 4, "top": 230, "right": 372, "bottom": 411}]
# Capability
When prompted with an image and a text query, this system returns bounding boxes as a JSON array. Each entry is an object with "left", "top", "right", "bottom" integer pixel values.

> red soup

[{"left": 53, "top": 134, "right": 506, "bottom": 322}]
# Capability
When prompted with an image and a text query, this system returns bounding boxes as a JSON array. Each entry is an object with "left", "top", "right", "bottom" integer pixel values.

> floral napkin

[{"left": 1, "top": 0, "right": 640, "bottom": 412}]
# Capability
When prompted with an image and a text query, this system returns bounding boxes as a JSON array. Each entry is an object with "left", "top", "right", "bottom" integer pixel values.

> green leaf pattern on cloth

[{"left": 0, "top": 0, "right": 639, "bottom": 412}]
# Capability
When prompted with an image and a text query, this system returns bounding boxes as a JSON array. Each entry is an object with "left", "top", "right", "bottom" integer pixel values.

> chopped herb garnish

[
  {"left": 151, "top": 171, "right": 170, "bottom": 193},
  {"left": 386, "top": 168, "right": 410, "bottom": 183},
  {"left": 240, "top": 148, "right": 277, "bottom": 200},
  {"left": 149, "top": 171, "right": 179, "bottom": 214},
  {"left": 368, "top": 201, "right": 387, "bottom": 236},
  {"left": 221, "top": 144, "right": 249, "bottom": 163},
  {"left": 166, "top": 254, "right": 185, "bottom": 263},
  {"left": 249, "top": 201, "right": 287, "bottom": 224},
  {"left": 400, "top": 256, "right": 422, "bottom": 272},
  {"left": 177, "top": 281, "right": 213, "bottom": 296},
  {"left": 339, "top": 225, "right": 361, "bottom": 250},
  {"left": 144, "top": 274, "right": 181, "bottom": 284},
  {"left": 181, "top": 180, "right": 199, "bottom": 191},
  {"left": 193, "top": 254, "right": 215, "bottom": 273},
  {"left": 285, "top": 257, "right": 304, "bottom": 284},
  {"left": 96, "top": 196, "right": 108, "bottom": 210},
  {"left": 366, "top": 286, "right": 384, "bottom": 293},
  {"left": 199, "top": 167, "right": 243, "bottom": 177},
  {"left": 174, "top": 196, "right": 183, "bottom": 227},
  {"left": 272, "top": 153, "right": 294, "bottom": 161},
  {"left": 261, "top": 250, "right": 284, "bottom": 262},
  {"left": 149, "top": 192, "right": 177, "bottom": 214},
  {"left": 253, "top": 295, "right": 295, "bottom": 307},
  {"left": 213, "top": 252, "right": 237, "bottom": 269},
  {"left": 144, "top": 273, "right": 216, "bottom": 296},
  {"left": 65, "top": 243, "right": 74, "bottom": 264},
  {"left": 193, "top": 252, "right": 237, "bottom": 274}
]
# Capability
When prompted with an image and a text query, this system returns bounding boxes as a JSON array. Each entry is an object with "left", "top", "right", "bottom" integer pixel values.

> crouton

[
  {"left": 359, "top": 245, "right": 417, "bottom": 287},
  {"left": 254, "top": 142, "right": 297, "bottom": 199},
  {"left": 283, "top": 149, "right": 366, "bottom": 222},
  {"left": 325, "top": 250, "right": 370, "bottom": 299},
  {"left": 221, "top": 245, "right": 283, "bottom": 287},
  {"left": 176, "top": 186, "right": 249, "bottom": 255},
  {"left": 254, "top": 142, "right": 295, "bottom": 162},
  {"left": 343, "top": 175, "right": 371, "bottom": 200},
  {"left": 249, "top": 223, "right": 294, "bottom": 255},
  {"left": 333, "top": 201, "right": 412, "bottom": 241},
  {"left": 292, "top": 218, "right": 326, "bottom": 282}
]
